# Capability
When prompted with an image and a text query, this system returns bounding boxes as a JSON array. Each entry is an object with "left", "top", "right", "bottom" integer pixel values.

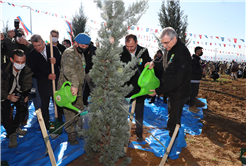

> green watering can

[
  {"left": 131, "top": 64, "right": 160, "bottom": 99},
  {"left": 54, "top": 81, "right": 88, "bottom": 116}
]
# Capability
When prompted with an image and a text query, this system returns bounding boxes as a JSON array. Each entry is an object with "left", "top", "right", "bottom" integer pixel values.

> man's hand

[
  {"left": 48, "top": 73, "right": 56, "bottom": 80},
  {"left": 145, "top": 61, "right": 154, "bottom": 69},
  {"left": 7, "top": 93, "right": 19, "bottom": 102},
  {"left": 148, "top": 90, "right": 157, "bottom": 97},
  {"left": 16, "top": 36, "right": 29, "bottom": 46},
  {"left": 49, "top": 57, "right": 56, "bottom": 64},
  {"left": 71, "top": 87, "right": 78, "bottom": 96},
  {"left": 1, "top": 33, "right": 4, "bottom": 40},
  {"left": 8, "top": 30, "right": 15, "bottom": 39}
]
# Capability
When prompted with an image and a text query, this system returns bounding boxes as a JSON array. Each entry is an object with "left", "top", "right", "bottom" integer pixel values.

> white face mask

[
  {"left": 52, "top": 37, "right": 58, "bottom": 43},
  {"left": 13, "top": 62, "right": 25, "bottom": 70}
]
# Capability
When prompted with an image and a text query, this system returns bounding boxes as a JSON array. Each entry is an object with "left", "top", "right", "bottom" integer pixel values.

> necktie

[{"left": 41, "top": 50, "right": 47, "bottom": 61}]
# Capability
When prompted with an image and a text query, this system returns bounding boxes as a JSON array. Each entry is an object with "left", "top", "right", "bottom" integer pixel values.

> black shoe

[{"left": 137, "top": 137, "right": 143, "bottom": 142}]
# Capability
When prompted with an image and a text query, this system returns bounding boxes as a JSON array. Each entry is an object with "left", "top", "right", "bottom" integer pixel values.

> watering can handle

[
  {"left": 61, "top": 81, "right": 72, "bottom": 88},
  {"left": 138, "top": 64, "right": 155, "bottom": 85}
]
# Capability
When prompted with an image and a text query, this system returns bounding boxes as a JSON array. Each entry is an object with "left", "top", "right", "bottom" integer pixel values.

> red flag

[
  {"left": 12, "top": 4, "right": 15, "bottom": 6},
  {"left": 224, "top": 44, "right": 226, "bottom": 47},
  {"left": 216, "top": 36, "right": 219, "bottom": 39},
  {"left": 0, "top": 1, "right": 3, "bottom": 3},
  {"left": 199, "top": 35, "right": 202, "bottom": 39},
  {"left": 128, "top": 26, "right": 130, "bottom": 30},
  {"left": 239, "top": 45, "right": 241, "bottom": 49},
  {"left": 185, "top": 33, "right": 187, "bottom": 36},
  {"left": 210, "top": 43, "right": 212, "bottom": 46},
  {"left": 194, "top": 34, "right": 196, "bottom": 38},
  {"left": 197, "top": 41, "right": 199, "bottom": 44},
  {"left": 155, "top": 29, "right": 158, "bottom": 33},
  {"left": 229, "top": 52, "right": 230, "bottom": 54},
  {"left": 233, "top": 38, "right": 237, "bottom": 43},
  {"left": 137, "top": 27, "right": 139, "bottom": 30}
]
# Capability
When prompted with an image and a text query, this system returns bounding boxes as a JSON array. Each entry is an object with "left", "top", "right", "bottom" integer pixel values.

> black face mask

[
  {"left": 76, "top": 47, "right": 86, "bottom": 54},
  {"left": 199, "top": 52, "right": 203, "bottom": 56}
]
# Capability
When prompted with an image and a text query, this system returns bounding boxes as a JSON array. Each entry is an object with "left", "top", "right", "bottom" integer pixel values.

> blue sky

[{"left": 0, "top": 0, "right": 245, "bottom": 61}]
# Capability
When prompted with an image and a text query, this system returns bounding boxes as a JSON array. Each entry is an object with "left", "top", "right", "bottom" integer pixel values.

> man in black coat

[
  {"left": 120, "top": 34, "right": 151, "bottom": 142},
  {"left": 28, "top": 34, "right": 62, "bottom": 129},
  {"left": 147, "top": 27, "right": 191, "bottom": 137},
  {"left": 189, "top": 46, "right": 203, "bottom": 113}
]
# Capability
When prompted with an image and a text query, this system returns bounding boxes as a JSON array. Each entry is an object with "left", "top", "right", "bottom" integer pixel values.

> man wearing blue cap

[{"left": 57, "top": 33, "right": 91, "bottom": 145}]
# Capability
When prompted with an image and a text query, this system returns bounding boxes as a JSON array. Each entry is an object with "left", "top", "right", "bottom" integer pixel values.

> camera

[{"left": 14, "top": 19, "right": 22, "bottom": 38}]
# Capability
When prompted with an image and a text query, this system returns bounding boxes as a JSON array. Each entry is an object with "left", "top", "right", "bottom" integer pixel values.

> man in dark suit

[
  {"left": 147, "top": 27, "right": 191, "bottom": 138},
  {"left": 120, "top": 34, "right": 151, "bottom": 142},
  {"left": 28, "top": 34, "right": 62, "bottom": 129}
]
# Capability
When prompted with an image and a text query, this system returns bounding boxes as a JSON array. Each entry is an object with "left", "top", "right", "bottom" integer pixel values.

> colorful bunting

[{"left": 16, "top": 16, "right": 32, "bottom": 35}]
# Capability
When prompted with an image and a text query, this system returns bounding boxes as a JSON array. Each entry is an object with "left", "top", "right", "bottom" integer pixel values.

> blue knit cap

[{"left": 74, "top": 33, "right": 91, "bottom": 45}]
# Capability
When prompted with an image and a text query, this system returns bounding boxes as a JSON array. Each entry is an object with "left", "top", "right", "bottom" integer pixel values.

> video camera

[{"left": 14, "top": 19, "right": 22, "bottom": 38}]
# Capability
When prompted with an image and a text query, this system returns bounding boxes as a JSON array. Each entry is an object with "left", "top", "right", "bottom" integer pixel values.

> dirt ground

[{"left": 67, "top": 75, "right": 246, "bottom": 166}]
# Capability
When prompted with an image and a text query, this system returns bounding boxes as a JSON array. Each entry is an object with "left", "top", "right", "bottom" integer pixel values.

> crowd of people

[{"left": 1, "top": 24, "right": 245, "bottom": 151}]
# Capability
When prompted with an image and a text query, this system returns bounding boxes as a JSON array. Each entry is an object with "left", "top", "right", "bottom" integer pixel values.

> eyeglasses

[{"left": 162, "top": 38, "right": 173, "bottom": 45}]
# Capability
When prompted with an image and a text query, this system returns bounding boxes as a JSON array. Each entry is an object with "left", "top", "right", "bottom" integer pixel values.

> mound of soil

[{"left": 67, "top": 75, "right": 246, "bottom": 166}]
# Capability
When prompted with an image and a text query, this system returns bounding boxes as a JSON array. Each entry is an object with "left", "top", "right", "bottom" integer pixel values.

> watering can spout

[
  {"left": 131, "top": 88, "right": 149, "bottom": 99},
  {"left": 64, "top": 103, "right": 79, "bottom": 112}
]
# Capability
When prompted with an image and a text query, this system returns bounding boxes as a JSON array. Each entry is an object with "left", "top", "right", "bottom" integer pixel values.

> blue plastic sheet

[{"left": 1, "top": 97, "right": 206, "bottom": 165}]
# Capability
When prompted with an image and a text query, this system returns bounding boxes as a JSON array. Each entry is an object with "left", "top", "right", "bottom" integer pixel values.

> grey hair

[
  {"left": 30, "top": 34, "right": 44, "bottom": 43},
  {"left": 159, "top": 27, "right": 178, "bottom": 40}
]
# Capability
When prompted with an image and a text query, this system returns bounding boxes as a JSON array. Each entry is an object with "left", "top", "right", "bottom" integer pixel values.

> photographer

[
  {"left": 1, "top": 19, "right": 33, "bottom": 65},
  {"left": 1, "top": 49, "right": 33, "bottom": 148}
]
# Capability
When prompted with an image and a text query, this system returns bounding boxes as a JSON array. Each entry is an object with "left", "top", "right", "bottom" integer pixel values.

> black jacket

[
  {"left": 84, "top": 43, "right": 97, "bottom": 74},
  {"left": 1, "top": 62, "right": 33, "bottom": 100},
  {"left": 47, "top": 41, "right": 66, "bottom": 55},
  {"left": 191, "top": 54, "right": 203, "bottom": 80},
  {"left": 27, "top": 45, "right": 61, "bottom": 86},
  {"left": 120, "top": 44, "right": 151, "bottom": 98},
  {"left": 155, "top": 39, "right": 191, "bottom": 100}
]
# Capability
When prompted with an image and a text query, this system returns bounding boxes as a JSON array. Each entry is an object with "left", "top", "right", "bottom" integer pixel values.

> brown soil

[{"left": 67, "top": 75, "right": 246, "bottom": 166}]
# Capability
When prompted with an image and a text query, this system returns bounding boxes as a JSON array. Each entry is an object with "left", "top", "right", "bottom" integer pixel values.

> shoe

[
  {"left": 194, "top": 98, "right": 205, "bottom": 107},
  {"left": 9, "top": 133, "right": 17, "bottom": 148},
  {"left": 15, "top": 127, "right": 27, "bottom": 136},
  {"left": 188, "top": 106, "right": 199, "bottom": 113},
  {"left": 136, "top": 132, "right": 143, "bottom": 142},
  {"left": 68, "top": 132, "right": 79, "bottom": 145},
  {"left": 137, "top": 137, "right": 143, "bottom": 142}
]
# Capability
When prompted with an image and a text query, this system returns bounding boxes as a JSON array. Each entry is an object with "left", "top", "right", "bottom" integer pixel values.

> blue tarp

[{"left": 1, "top": 97, "right": 206, "bottom": 165}]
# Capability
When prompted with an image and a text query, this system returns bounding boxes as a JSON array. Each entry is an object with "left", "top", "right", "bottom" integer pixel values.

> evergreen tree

[
  {"left": 70, "top": 2, "right": 88, "bottom": 40},
  {"left": 77, "top": 1, "right": 148, "bottom": 165},
  {"left": 158, "top": 0, "right": 189, "bottom": 44}
]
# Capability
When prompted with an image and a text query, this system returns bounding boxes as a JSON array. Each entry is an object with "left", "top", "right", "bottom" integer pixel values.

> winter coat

[
  {"left": 57, "top": 45, "right": 86, "bottom": 97},
  {"left": 191, "top": 54, "right": 203, "bottom": 80},
  {"left": 120, "top": 44, "right": 151, "bottom": 99},
  {"left": 155, "top": 38, "right": 191, "bottom": 100},
  {"left": 1, "top": 62, "right": 33, "bottom": 100}
]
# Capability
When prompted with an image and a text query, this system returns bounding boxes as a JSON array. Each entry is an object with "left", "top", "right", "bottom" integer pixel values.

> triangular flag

[
  {"left": 216, "top": 36, "right": 219, "bottom": 39},
  {"left": 239, "top": 45, "right": 241, "bottom": 49},
  {"left": 228, "top": 38, "right": 231, "bottom": 42},
  {"left": 205, "top": 35, "right": 208, "bottom": 39},
  {"left": 199, "top": 35, "right": 202, "bottom": 39},
  {"left": 240, "top": 39, "right": 245, "bottom": 42},
  {"left": 224, "top": 44, "right": 226, "bottom": 47},
  {"left": 194, "top": 34, "right": 196, "bottom": 38},
  {"left": 233, "top": 38, "right": 237, "bottom": 43},
  {"left": 221, "top": 37, "right": 224, "bottom": 41}
]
